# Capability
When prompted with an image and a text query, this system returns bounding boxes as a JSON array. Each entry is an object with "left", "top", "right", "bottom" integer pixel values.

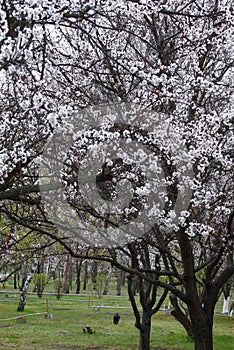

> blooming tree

[{"left": 0, "top": 1, "right": 233, "bottom": 349}]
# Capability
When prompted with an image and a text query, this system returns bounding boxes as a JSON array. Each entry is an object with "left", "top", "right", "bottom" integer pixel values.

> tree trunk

[
  {"left": 229, "top": 301, "right": 234, "bottom": 317},
  {"left": 189, "top": 302, "right": 214, "bottom": 350},
  {"left": 76, "top": 259, "right": 83, "bottom": 294},
  {"left": 177, "top": 228, "right": 214, "bottom": 350},
  {"left": 14, "top": 274, "right": 17, "bottom": 289},
  {"left": 222, "top": 296, "right": 230, "bottom": 313},
  {"left": 63, "top": 255, "right": 72, "bottom": 294},
  {"left": 116, "top": 269, "right": 122, "bottom": 296},
  {"left": 83, "top": 261, "right": 88, "bottom": 291},
  {"left": 91, "top": 260, "right": 98, "bottom": 290},
  {"left": 37, "top": 249, "right": 46, "bottom": 274},
  {"left": 131, "top": 276, "right": 139, "bottom": 296},
  {"left": 170, "top": 295, "right": 194, "bottom": 338},
  {"left": 121, "top": 270, "right": 126, "bottom": 286},
  {"left": 138, "top": 310, "right": 151, "bottom": 350},
  {"left": 103, "top": 268, "right": 111, "bottom": 295},
  {"left": 17, "top": 260, "right": 37, "bottom": 311},
  {"left": 17, "top": 275, "right": 33, "bottom": 311},
  {"left": 222, "top": 283, "right": 232, "bottom": 314},
  {"left": 193, "top": 322, "right": 213, "bottom": 350}
]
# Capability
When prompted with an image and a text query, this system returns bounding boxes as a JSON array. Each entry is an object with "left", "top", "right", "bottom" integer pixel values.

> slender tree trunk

[
  {"left": 128, "top": 273, "right": 155, "bottom": 350},
  {"left": 37, "top": 249, "right": 46, "bottom": 274},
  {"left": 63, "top": 255, "right": 72, "bottom": 294},
  {"left": 121, "top": 270, "right": 126, "bottom": 286},
  {"left": 138, "top": 310, "right": 151, "bottom": 350},
  {"left": 17, "top": 260, "right": 37, "bottom": 311},
  {"left": 75, "top": 259, "right": 83, "bottom": 294},
  {"left": 83, "top": 261, "right": 88, "bottom": 291},
  {"left": 229, "top": 301, "right": 234, "bottom": 317},
  {"left": 116, "top": 269, "right": 122, "bottom": 296},
  {"left": 170, "top": 295, "right": 194, "bottom": 338},
  {"left": 131, "top": 276, "right": 139, "bottom": 295},
  {"left": 17, "top": 276, "right": 33, "bottom": 311},
  {"left": 91, "top": 260, "right": 98, "bottom": 290},
  {"left": 177, "top": 228, "right": 215, "bottom": 350},
  {"left": 222, "top": 283, "right": 232, "bottom": 313},
  {"left": 14, "top": 274, "right": 17, "bottom": 289},
  {"left": 103, "top": 268, "right": 111, "bottom": 295},
  {"left": 222, "top": 296, "right": 230, "bottom": 313}
]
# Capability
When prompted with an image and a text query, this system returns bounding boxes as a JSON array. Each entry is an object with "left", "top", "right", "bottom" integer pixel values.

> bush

[{"left": 33, "top": 274, "right": 46, "bottom": 298}]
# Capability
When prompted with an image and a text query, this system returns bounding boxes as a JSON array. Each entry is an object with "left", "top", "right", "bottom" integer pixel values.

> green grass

[{"left": 0, "top": 291, "right": 233, "bottom": 350}]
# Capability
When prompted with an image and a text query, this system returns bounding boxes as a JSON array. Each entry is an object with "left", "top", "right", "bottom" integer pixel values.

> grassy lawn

[{"left": 0, "top": 289, "right": 233, "bottom": 350}]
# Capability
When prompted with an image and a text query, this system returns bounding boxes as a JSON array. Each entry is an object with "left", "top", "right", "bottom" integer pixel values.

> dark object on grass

[
  {"left": 113, "top": 312, "right": 120, "bottom": 324},
  {"left": 83, "top": 326, "right": 93, "bottom": 334},
  {"left": 16, "top": 316, "right": 26, "bottom": 323}
]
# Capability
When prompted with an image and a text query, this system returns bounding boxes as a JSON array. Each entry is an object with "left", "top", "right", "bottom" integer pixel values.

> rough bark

[
  {"left": 193, "top": 320, "right": 213, "bottom": 350},
  {"left": 138, "top": 310, "right": 151, "bottom": 350},
  {"left": 177, "top": 227, "right": 215, "bottom": 350}
]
